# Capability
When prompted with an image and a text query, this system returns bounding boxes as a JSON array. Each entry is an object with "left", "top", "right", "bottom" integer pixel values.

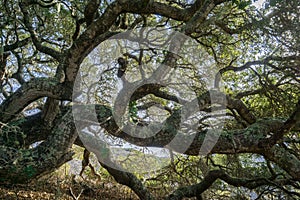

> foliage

[{"left": 0, "top": 0, "right": 300, "bottom": 199}]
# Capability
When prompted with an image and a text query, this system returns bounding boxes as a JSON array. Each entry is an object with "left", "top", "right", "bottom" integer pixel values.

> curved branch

[
  {"left": 19, "top": 2, "right": 63, "bottom": 61},
  {"left": 121, "top": 0, "right": 207, "bottom": 22},
  {"left": 65, "top": 0, "right": 226, "bottom": 82},
  {"left": 3, "top": 38, "right": 30, "bottom": 52},
  {"left": 0, "top": 78, "right": 72, "bottom": 122},
  {"left": 85, "top": 139, "right": 155, "bottom": 200},
  {"left": 75, "top": 103, "right": 275, "bottom": 154},
  {"left": 215, "top": 55, "right": 300, "bottom": 89},
  {"left": 4, "top": 105, "right": 300, "bottom": 180},
  {"left": 167, "top": 169, "right": 297, "bottom": 200},
  {"left": 0, "top": 110, "right": 77, "bottom": 184},
  {"left": 215, "top": 60, "right": 265, "bottom": 89}
]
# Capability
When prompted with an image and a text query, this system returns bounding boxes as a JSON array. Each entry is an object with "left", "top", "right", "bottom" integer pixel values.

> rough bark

[
  {"left": 0, "top": 110, "right": 77, "bottom": 183},
  {"left": 0, "top": 0, "right": 299, "bottom": 198},
  {"left": 1, "top": 101, "right": 300, "bottom": 182}
]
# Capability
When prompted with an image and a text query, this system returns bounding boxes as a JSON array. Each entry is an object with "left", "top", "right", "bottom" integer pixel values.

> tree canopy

[{"left": 0, "top": 0, "right": 299, "bottom": 199}]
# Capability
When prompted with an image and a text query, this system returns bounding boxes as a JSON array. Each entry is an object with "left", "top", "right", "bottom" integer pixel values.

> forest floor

[
  {"left": 0, "top": 147, "right": 170, "bottom": 199},
  {"left": 0, "top": 151, "right": 141, "bottom": 200},
  {"left": 0, "top": 173, "right": 139, "bottom": 200}
]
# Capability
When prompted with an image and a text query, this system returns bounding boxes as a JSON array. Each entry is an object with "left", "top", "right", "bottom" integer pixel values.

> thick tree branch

[
  {"left": 3, "top": 38, "right": 30, "bottom": 52},
  {"left": 84, "top": 0, "right": 101, "bottom": 26},
  {"left": 82, "top": 136, "right": 155, "bottom": 200},
  {"left": 0, "top": 78, "right": 72, "bottom": 123},
  {"left": 0, "top": 110, "right": 77, "bottom": 184},
  {"left": 3, "top": 104, "right": 300, "bottom": 182},
  {"left": 226, "top": 94, "right": 256, "bottom": 124},
  {"left": 64, "top": 0, "right": 227, "bottom": 82},
  {"left": 76, "top": 103, "right": 283, "bottom": 155},
  {"left": 184, "top": 0, "right": 217, "bottom": 34}
]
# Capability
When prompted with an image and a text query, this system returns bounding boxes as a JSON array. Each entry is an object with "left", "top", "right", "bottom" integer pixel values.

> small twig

[{"left": 69, "top": 187, "right": 84, "bottom": 200}]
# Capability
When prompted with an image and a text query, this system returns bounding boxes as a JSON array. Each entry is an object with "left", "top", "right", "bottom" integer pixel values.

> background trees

[{"left": 0, "top": 0, "right": 299, "bottom": 199}]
